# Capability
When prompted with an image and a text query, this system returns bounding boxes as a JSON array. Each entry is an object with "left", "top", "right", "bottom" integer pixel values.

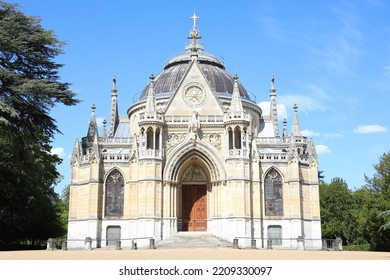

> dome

[
  {"left": 139, "top": 22, "right": 250, "bottom": 101},
  {"left": 140, "top": 49, "right": 250, "bottom": 100}
]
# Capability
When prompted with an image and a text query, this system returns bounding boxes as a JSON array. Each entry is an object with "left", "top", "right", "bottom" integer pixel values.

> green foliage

[
  {"left": 320, "top": 152, "right": 390, "bottom": 251},
  {"left": 0, "top": 1, "right": 78, "bottom": 245},
  {"left": 343, "top": 244, "right": 371, "bottom": 251},
  {"left": 319, "top": 178, "right": 356, "bottom": 244},
  {"left": 58, "top": 185, "right": 70, "bottom": 239}
]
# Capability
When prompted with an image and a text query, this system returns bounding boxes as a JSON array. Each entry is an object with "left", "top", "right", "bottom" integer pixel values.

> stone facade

[{"left": 67, "top": 15, "right": 321, "bottom": 249}]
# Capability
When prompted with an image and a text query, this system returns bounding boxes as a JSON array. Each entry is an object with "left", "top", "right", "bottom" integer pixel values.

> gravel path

[{"left": 1, "top": 248, "right": 389, "bottom": 260}]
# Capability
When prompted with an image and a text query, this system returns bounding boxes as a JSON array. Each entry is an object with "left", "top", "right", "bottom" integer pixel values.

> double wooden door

[{"left": 182, "top": 185, "right": 207, "bottom": 231}]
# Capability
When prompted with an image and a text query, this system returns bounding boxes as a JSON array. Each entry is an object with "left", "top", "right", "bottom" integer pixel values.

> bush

[{"left": 343, "top": 244, "right": 371, "bottom": 251}]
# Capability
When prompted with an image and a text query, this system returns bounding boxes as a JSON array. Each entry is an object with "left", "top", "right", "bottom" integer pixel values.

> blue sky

[{"left": 13, "top": 0, "right": 390, "bottom": 194}]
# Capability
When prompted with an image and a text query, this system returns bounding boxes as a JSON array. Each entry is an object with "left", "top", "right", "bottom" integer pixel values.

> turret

[{"left": 87, "top": 104, "right": 98, "bottom": 140}]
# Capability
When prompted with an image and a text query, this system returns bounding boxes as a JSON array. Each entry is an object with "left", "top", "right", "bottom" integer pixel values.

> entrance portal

[{"left": 182, "top": 185, "right": 207, "bottom": 231}]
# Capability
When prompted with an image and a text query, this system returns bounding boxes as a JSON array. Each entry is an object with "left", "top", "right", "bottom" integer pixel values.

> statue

[
  {"left": 188, "top": 111, "right": 200, "bottom": 134},
  {"left": 188, "top": 111, "right": 200, "bottom": 143}
]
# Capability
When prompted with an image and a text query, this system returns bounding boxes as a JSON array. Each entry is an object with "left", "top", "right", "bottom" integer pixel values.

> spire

[
  {"left": 229, "top": 73, "right": 244, "bottom": 117},
  {"left": 87, "top": 104, "right": 98, "bottom": 139},
  {"left": 308, "top": 138, "right": 318, "bottom": 162},
  {"left": 270, "top": 74, "right": 280, "bottom": 137},
  {"left": 291, "top": 104, "right": 302, "bottom": 137},
  {"left": 145, "top": 73, "right": 156, "bottom": 117},
  {"left": 72, "top": 138, "right": 81, "bottom": 158},
  {"left": 186, "top": 11, "right": 203, "bottom": 58},
  {"left": 109, "top": 75, "right": 119, "bottom": 136}
]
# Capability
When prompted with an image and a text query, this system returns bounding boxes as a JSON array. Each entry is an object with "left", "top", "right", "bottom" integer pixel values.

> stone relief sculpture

[{"left": 182, "top": 164, "right": 207, "bottom": 182}]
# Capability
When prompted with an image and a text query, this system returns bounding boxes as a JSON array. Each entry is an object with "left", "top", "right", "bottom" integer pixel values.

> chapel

[{"left": 67, "top": 14, "right": 322, "bottom": 249}]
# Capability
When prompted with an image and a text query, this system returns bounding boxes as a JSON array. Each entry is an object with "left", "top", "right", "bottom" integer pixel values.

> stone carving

[
  {"left": 182, "top": 82, "right": 206, "bottom": 107},
  {"left": 166, "top": 133, "right": 186, "bottom": 153},
  {"left": 204, "top": 133, "right": 221, "bottom": 150},
  {"left": 182, "top": 164, "right": 207, "bottom": 182}
]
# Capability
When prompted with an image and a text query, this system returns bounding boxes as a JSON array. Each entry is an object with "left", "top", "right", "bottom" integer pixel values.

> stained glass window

[
  {"left": 265, "top": 169, "right": 283, "bottom": 216},
  {"left": 105, "top": 170, "right": 124, "bottom": 217}
]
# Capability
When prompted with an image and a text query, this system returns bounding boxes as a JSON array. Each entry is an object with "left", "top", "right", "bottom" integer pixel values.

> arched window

[
  {"left": 228, "top": 127, "right": 233, "bottom": 150},
  {"left": 264, "top": 169, "right": 283, "bottom": 216},
  {"left": 105, "top": 170, "right": 124, "bottom": 217},
  {"left": 146, "top": 127, "right": 153, "bottom": 149},
  {"left": 234, "top": 126, "right": 241, "bottom": 149},
  {"left": 155, "top": 127, "right": 160, "bottom": 150}
]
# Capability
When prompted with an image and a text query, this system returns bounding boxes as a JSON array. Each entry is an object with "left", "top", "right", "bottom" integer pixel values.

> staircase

[{"left": 156, "top": 232, "right": 232, "bottom": 248}]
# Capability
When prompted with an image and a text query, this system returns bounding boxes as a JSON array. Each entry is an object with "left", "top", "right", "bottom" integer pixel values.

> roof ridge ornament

[
  {"left": 190, "top": 11, "right": 200, "bottom": 29},
  {"left": 187, "top": 11, "right": 203, "bottom": 59}
]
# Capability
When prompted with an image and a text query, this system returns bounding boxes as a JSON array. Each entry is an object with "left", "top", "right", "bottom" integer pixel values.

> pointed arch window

[
  {"left": 105, "top": 170, "right": 124, "bottom": 217},
  {"left": 234, "top": 126, "right": 241, "bottom": 149},
  {"left": 155, "top": 127, "right": 161, "bottom": 150},
  {"left": 264, "top": 169, "right": 283, "bottom": 216},
  {"left": 228, "top": 127, "right": 233, "bottom": 150},
  {"left": 146, "top": 127, "right": 154, "bottom": 149}
]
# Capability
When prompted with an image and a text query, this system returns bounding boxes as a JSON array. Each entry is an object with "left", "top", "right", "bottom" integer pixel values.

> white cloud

[
  {"left": 302, "top": 129, "right": 320, "bottom": 138},
  {"left": 353, "top": 125, "right": 388, "bottom": 134},
  {"left": 279, "top": 83, "right": 330, "bottom": 113},
  {"left": 259, "top": 102, "right": 270, "bottom": 116},
  {"left": 258, "top": 102, "right": 288, "bottom": 120},
  {"left": 277, "top": 104, "right": 288, "bottom": 120},
  {"left": 96, "top": 117, "right": 105, "bottom": 127},
  {"left": 51, "top": 147, "right": 66, "bottom": 159},
  {"left": 316, "top": 144, "right": 331, "bottom": 154}
]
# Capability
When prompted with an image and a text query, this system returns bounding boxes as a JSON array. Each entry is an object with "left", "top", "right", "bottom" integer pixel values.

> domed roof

[
  {"left": 140, "top": 54, "right": 249, "bottom": 100},
  {"left": 139, "top": 15, "right": 251, "bottom": 101}
]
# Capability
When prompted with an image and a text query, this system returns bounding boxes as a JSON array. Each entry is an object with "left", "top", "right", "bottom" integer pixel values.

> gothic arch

[
  {"left": 104, "top": 168, "right": 125, "bottom": 217},
  {"left": 164, "top": 141, "right": 226, "bottom": 184},
  {"left": 263, "top": 167, "right": 283, "bottom": 216}
]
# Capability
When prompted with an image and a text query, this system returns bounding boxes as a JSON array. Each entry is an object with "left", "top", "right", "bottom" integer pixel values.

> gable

[{"left": 164, "top": 61, "right": 225, "bottom": 116}]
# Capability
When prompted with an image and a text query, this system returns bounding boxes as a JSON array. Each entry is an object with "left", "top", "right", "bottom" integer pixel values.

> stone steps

[{"left": 156, "top": 232, "right": 233, "bottom": 248}]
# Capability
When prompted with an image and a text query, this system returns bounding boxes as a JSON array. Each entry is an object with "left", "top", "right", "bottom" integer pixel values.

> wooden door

[{"left": 182, "top": 185, "right": 207, "bottom": 231}]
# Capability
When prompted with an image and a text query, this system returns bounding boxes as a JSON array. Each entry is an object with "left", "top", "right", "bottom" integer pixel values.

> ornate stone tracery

[{"left": 203, "top": 133, "right": 221, "bottom": 150}]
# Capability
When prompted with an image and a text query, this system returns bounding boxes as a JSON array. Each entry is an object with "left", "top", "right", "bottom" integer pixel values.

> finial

[
  {"left": 233, "top": 72, "right": 239, "bottom": 81},
  {"left": 271, "top": 74, "right": 275, "bottom": 90},
  {"left": 149, "top": 72, "right": 155, "bottom": 81},
  {"left": 293, "top": 103, "right": 298, "bottom": 112},
  {"left": 91, "top": 104, "right": 96, "bottom": 113},
  {"left": 283, "top": 118, "right": 287, "bottom": 126},
  {"left": 112, "top": 75, "right": 118, "bottom": 95},
  {"left": 190, "top": 11, "right": 200, "bottom": 28}
]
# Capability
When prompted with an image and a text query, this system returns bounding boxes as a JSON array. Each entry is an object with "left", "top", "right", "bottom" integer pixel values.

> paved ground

[{"left": 1, "top": 248, "right": 389, "bottom": 260}]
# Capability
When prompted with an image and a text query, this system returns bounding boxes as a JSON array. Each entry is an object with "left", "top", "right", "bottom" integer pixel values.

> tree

[
  {"left": 360, "top": 152, "right": 390, "bottom": 250},
  {"left": 58, "top": 185, "right": 70, "bottom": 238},
  {"left": 0, "top": 1, "right": 78, "bottom": 245},
  {"left": 319, "top": 178, "right": 356, "bottom": 245}
]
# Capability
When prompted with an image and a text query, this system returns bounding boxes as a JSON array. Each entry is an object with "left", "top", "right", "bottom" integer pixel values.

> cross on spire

[{"left": 190, "top": 11, "right": 199, "bottom": 28}]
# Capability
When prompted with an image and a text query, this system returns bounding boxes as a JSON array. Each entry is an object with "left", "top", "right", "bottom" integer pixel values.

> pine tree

[{"left": 0, "top": 1, "right": 78, "bottom": 245}]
